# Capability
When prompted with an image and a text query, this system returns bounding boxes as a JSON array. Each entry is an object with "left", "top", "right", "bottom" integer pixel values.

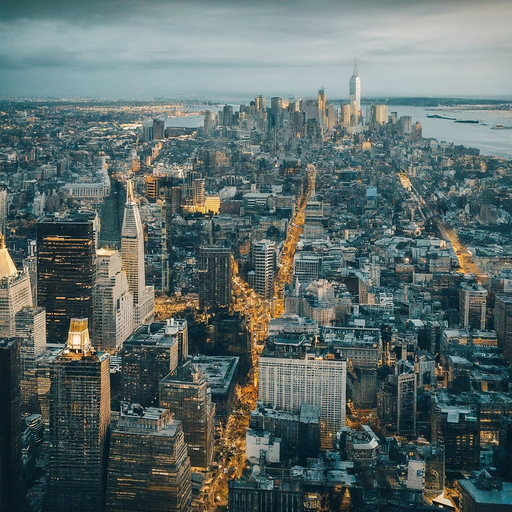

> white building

[
  {"left": 245, "top": 429, "right": 280, "bottom": 465},
  {"left": 0, "top": 235, "right": 33, "bottom": 337},
  {"left": 459, "top": 282, "right": 487, "bottom": 330},
  {"left": 94, "top": 248, "right": 134, "bottom": 352},
  {"left": 258, "top": 349, "right": 346, "bottom": 449},
  {"left": 121, "top": 182, "right": 155, "bottom": 325},
  {"left": 251, "top": 239, "right": 276, "bottom": 300},
  {"left": 349, "top": 58, "right": 361, "bottom": 124}
]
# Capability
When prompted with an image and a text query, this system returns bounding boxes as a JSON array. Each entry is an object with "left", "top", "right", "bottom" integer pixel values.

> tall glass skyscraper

[
  {"left": 47, "top": 319, "right": 110, "bottom": 512},
  {"left": 37, "top": 212, "right": 97, "bottom": 343}
]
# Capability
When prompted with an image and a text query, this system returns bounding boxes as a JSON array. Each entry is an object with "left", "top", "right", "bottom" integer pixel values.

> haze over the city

[{"left": 1, "top": 0, "right": 511, "bottom": 100}]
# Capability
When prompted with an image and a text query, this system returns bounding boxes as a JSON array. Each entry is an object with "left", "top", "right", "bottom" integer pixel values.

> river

[{"left": 380, "top": 105, "right": 512, "bottom": 159}]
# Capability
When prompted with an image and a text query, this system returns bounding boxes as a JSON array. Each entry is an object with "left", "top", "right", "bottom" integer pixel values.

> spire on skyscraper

[
  {"left": 126, "top": 179, "right": 135, "bottom": 204},
  {"left": 353, "top": 58, "right": 358, "bottom": 77},
  {"left": 121, "top": 181, "right": 155, "bottom": 325}
]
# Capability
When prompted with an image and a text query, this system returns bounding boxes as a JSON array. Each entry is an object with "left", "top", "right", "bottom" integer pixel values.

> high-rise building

[
  {"left": 122, "top": 322, "right": 179, "bottom": 407},
  {"left": 94, "top": 248, "right": 134, "bottom": 352},
  {"left": 270, "top": 97, "right": 283, "bottom": 127},
  {"left": 16, "top": 306, "right": 46, "bottom": 413},
  {"left": 47, "top": 319, "right": 110, "bottom": 512},
  {"left": 494, "top": 294, "right": 512, "bottom": 363},
  {"left": 152, "top": 118, "right": 165, "bottom": 140},
  {"left": 398, "top": 116, "right": 413, "bottom": 135},
  {"left": 367, "top": 104, "right": 388, "bottom": 125},
  {"left": 198, "top": 246, "right": 232, "bottom": 310},
  {"left": 0, "top": 337, "right": 23, "bottom": 512},
  {"left": 222, "top": 105, "right": 233, "bottom": 127},
  {"left": 163, "top": 317, "right": 189, "bottom": 364},
  {"left": 37, "top": 212, "right": 97, "bottom": 343},
  {"left": 192, "top": 178, "right": 205, "bottom": 208},
  {"left": 317, "top": 88, "right": 326, "bottom": 128},
  {"left": 203, "top": 110, "right": 217, "bottom": 136},
  {"left": 100, "top": 177, "right": 126, "bottom": 250},
  {"left": 106, "top": 403, "right": 192, "bottom": 512},
  {"left": 251, "top": 239, "right": 276, "bottom": 300},
  {"left": 258, "top": 338, "right": 347, "bottom": 450},
  {"left": 397, "top": 370, "right": 417, "bottom": 436},
  {"left": 160, "top": 363, "right": 215, "bottom": 470},
  {"left": 142, "top": 122, "right": 154, "bottom": 142},
  {"left": 145, "top": 174, "right": 160, "bottom": 201},
  {"left": 323, "top": 326, "right": 381, "bottom": 408},
  {"left": 340, "top": 102, "right": 351, "bottom": 127},
  {"left": 254, "top": 95, "right": 265, "bottom": 112},
  {"left": 121, "top": 182, "right": 155, "bottom": 325},
  {"left": 459, "top": 282, "right": 487, "bottom": 330},
  {"left": 0, "top": 235, "right": 33, "bottom": 336},
  {"left": 349, "top": 58, "right": 361, "bottom": 125}
]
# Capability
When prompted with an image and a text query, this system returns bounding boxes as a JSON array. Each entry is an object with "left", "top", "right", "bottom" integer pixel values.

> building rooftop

[
  {"left": 459, "top": 478, "right": 512, "bottom": 505},
  {"left": 191, "top": 355, "right": 239, "bottom": 395}
]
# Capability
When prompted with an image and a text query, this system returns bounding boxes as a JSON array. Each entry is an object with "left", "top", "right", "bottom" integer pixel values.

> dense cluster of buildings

[{"left": 1, "top": 62, "right": 512, "bottom": 512}]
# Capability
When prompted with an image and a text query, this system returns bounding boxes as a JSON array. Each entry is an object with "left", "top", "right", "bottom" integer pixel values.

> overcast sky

[{"left": 0, "top": 0, "right": 511, "bottom": 101}]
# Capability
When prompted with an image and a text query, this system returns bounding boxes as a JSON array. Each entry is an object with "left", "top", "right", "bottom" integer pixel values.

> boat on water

[
  {"left": 491, "top": 124, "right": 512, "bottom": 130},
  {"left": 454, "top": 119, "right": 479, "bottom": 124},
  {"left": 426, "top": 114, "right": 456, "bottom": 120}
]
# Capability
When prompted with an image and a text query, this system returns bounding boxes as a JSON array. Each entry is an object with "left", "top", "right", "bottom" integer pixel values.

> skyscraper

[
  {"left": 152, "top": 118, "right": 165, "bottom": 140},
  {"left": 94, "top": 248, "right": 134, "bottom": 352},
  {"left": 459, "top": 281, "right": 487, "bottom": 330},
  {"left": 251, "top": 239, "right": 276, "bottom": 300},
  {"left": 122, "top": 322, "right": 179, "bottom": 407},
  {"left": 121, "top": 182, "right": 155, "bottom": 325},
  {"left": 100, "top": 176, "right": 126, "bottom": 250},
  {"left": 494, "top": 294, "right": 512, "bottom": 363},
  {"left": 160, "top": 363, "right": 215, "bottom": 470},
  {"left": 349, "top": 58, "right": 361, "bottom": 125},
  {"left": 397, "top": 370, "right": 417, "bottom": 437},
  {"left": 37, "top": 212, "right": 97, "bottom": 342},
  {"left": 0, "top": 337, "right": 23, "bottom": 512},
  {"left": 198, "top": 246, "right": 232, "bottom": 310},
  {"left": 47, "top": 319, "right": 110, "bottom": 512},
  {"left": 317, "top": 88, "right": 326, "bottom": 128},
  {"left": 163, "top": 318, "right": 189, "bottom": 364},
  {"left": 0, "top": 234, "right": 33, "bottom": 336},
  {"left": 106, "top": 403, "right": 192, "bottom": 512},
  {"left": 16, "top": 306, "right": 46, "bottom": 413},
  {"left": 192, "top": 178, "right": 205, "bottom": 208}
]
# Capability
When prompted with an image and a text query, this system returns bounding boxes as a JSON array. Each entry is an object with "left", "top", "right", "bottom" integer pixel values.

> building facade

[
  {"left": 106, "top": 403, "right": 192, "bottom": 512},
  {"left": 121, "top": 182, "right": 155, "bottom": 325},
  {"left": 198, "top": 246, "right": 232, "bottom": 310},
  {"left": 94, "top": 248, "right": 134, "bottom": 352},
  {"left": 122, "top": 322, "right": 179, "bottom": 407},
  {"left": 0, "top": 235, "right": 33, "bottom": 337},
  {"left": 37, "top": 213, "right": 97, "bottom": 342},
  {"left": 495, "top": 294, "right": 512, "bottom": 362},
  {"left": 47, "top": 319, "right": 110, "bottom": 512},
  {"left": 459, "top": 282, "right": 487, "bottom": 330},
  {"left": 0, "top": 337, "right": 23, "bottom": 512},
  {"left": 160, "top": 364, "right": 215, "bottom": 470},
  {"left": 251, "top": 239, "right": 276, "bottom": 300},
  {"left": 258, "top": 343, "right": 346, "bottom": 450}
]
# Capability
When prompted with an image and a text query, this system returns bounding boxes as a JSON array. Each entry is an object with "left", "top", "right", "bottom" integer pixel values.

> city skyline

[{"left": 1, "top": 0, "right": 511, "bottom": 100}]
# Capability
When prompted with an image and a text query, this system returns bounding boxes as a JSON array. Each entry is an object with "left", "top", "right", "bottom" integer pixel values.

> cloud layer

[{"left": 1, "top": 0, "right": 511, "bottom": 99}]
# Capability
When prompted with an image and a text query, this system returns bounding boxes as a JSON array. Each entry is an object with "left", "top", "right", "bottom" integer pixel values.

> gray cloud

[{"left": 0, "top": 0, "right": 511, "bottom": 99}]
